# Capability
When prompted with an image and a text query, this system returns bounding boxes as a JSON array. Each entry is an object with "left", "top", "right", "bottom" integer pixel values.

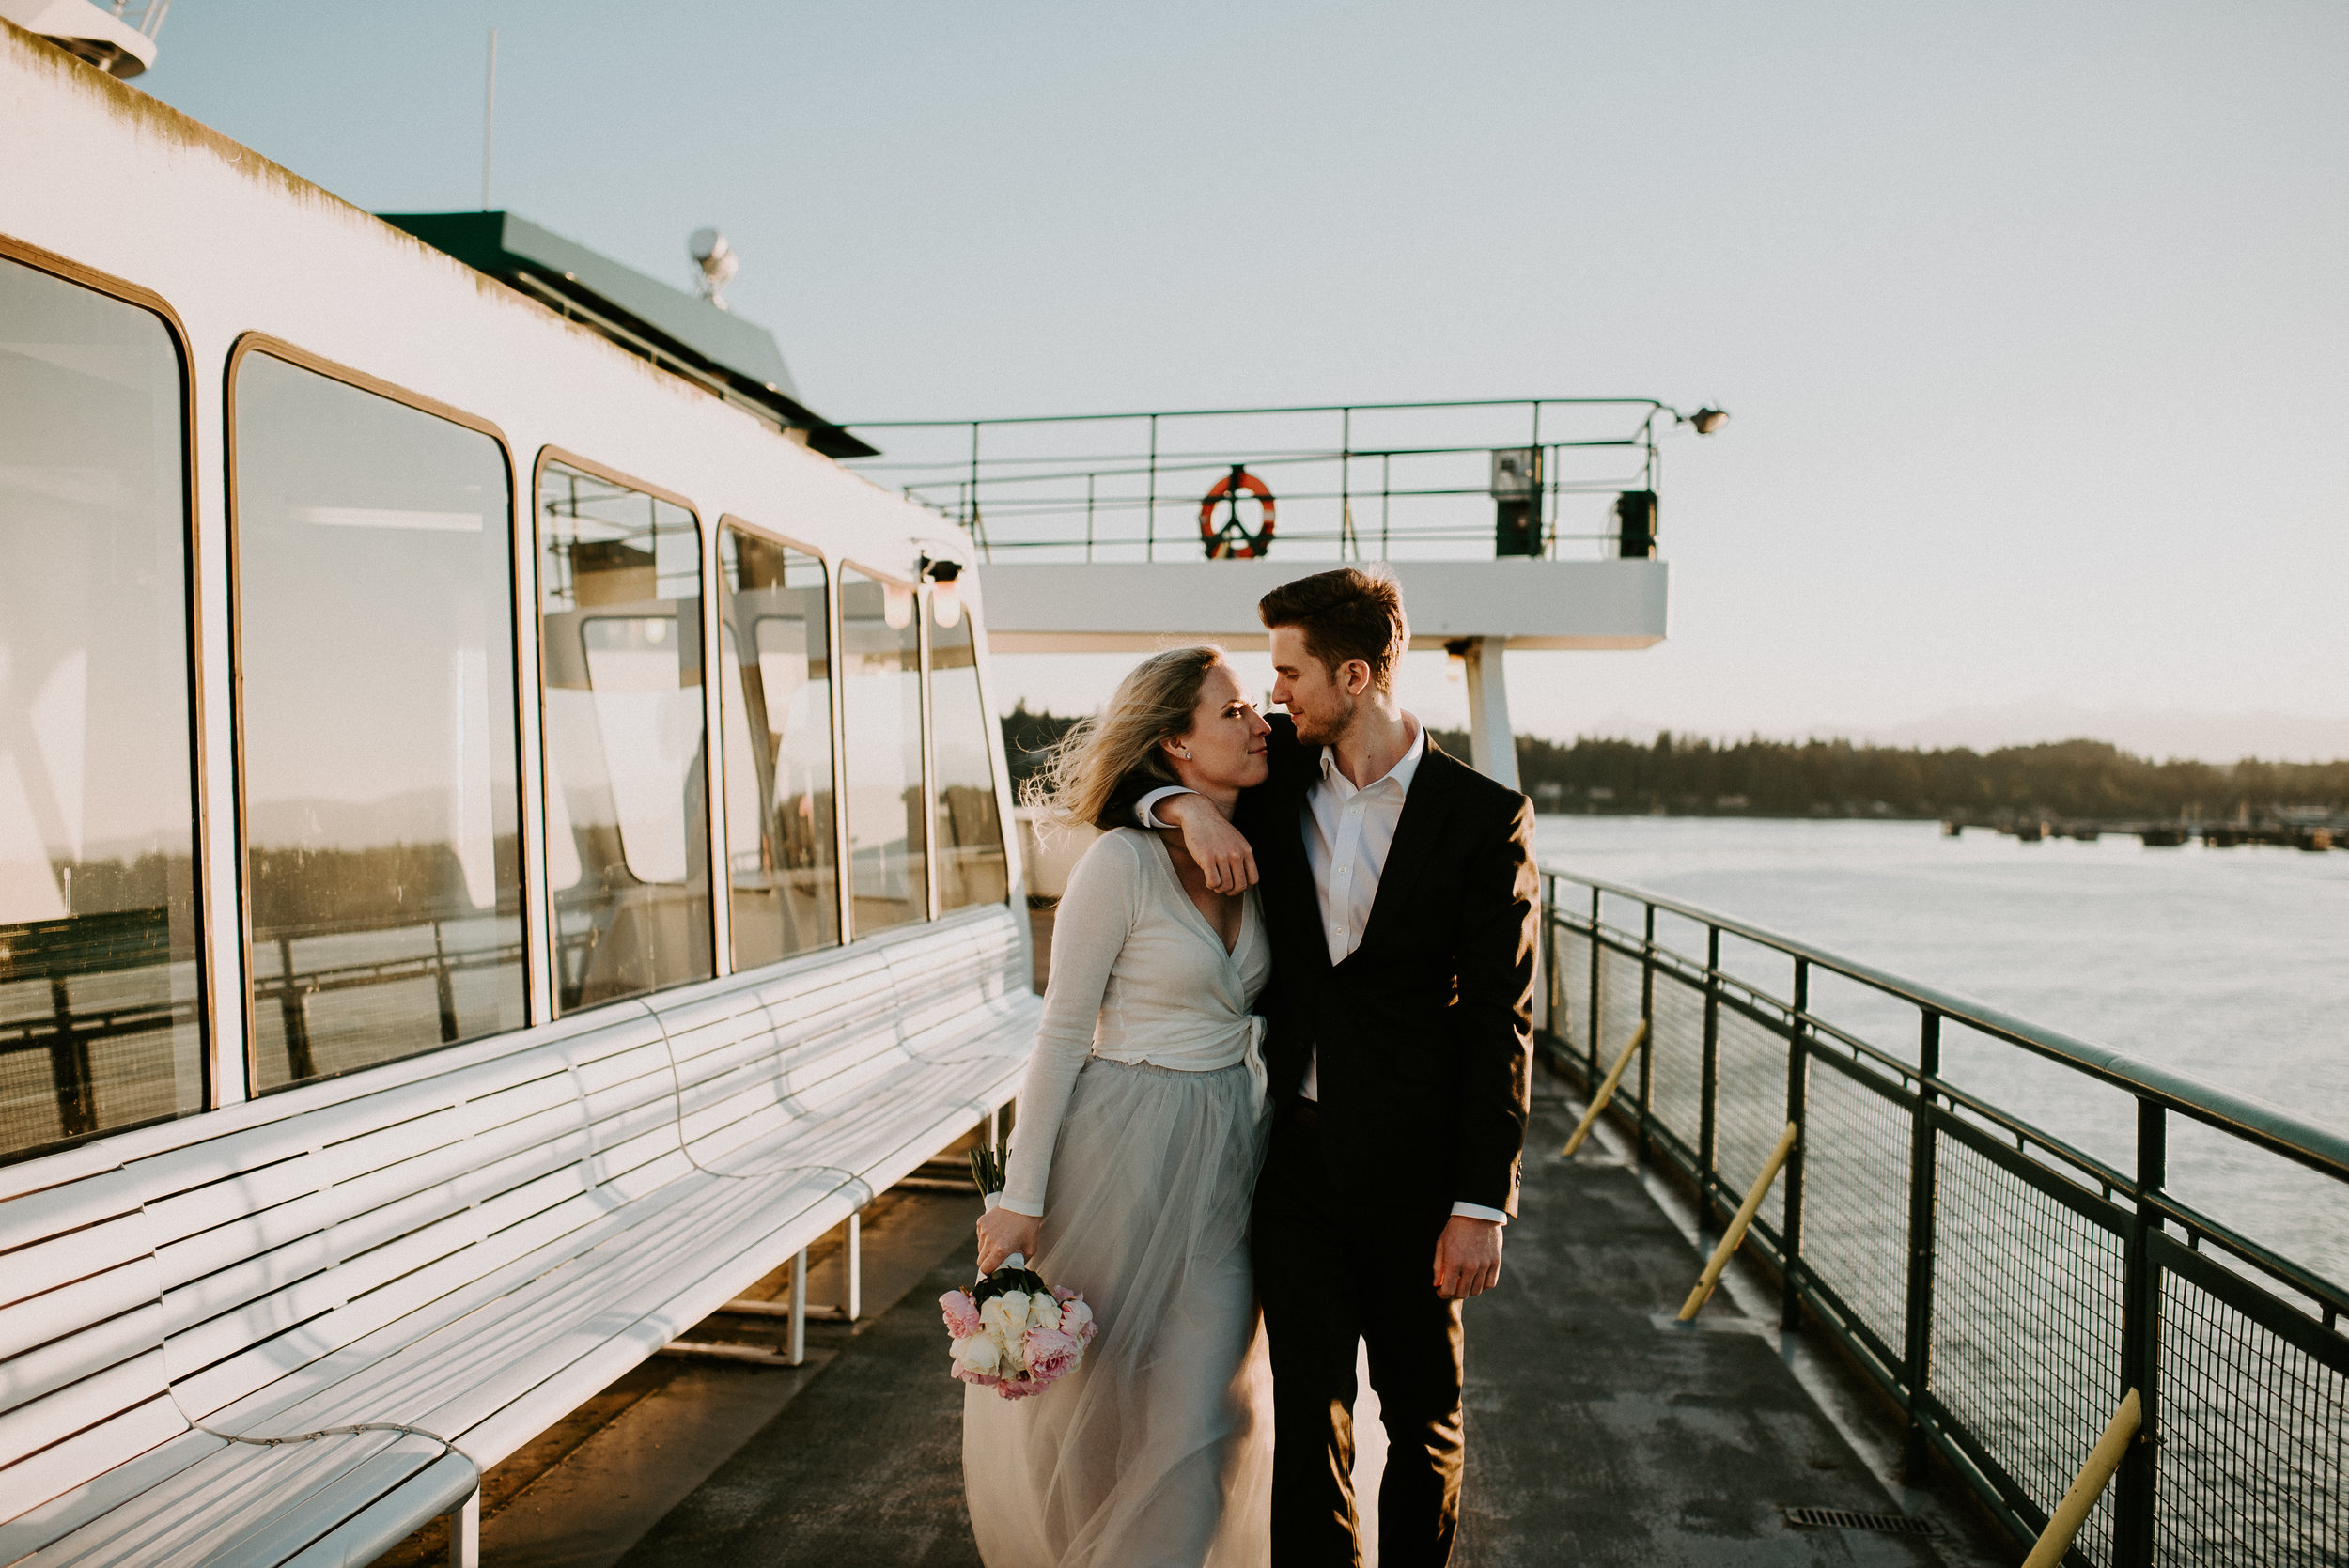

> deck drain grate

[{"left": 1784, "top": 1506, "right": 1940, "bottom": 1536}]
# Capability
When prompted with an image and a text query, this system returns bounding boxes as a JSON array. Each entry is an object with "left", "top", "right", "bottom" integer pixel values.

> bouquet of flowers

[{"left": 941, "top": 1147, "right": 1097, "bottom": 1400}]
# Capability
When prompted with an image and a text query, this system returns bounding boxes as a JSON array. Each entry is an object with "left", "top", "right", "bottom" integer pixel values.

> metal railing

[
  {"left": 1537, "top": 868, "right": 2348, "bottom": 1567},
  {"left": 840, "top": 396, "right": 1719, "bottom": 564}
]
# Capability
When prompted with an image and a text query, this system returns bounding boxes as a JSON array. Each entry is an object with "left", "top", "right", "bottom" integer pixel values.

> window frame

[
  {"left": 223, "top": 333, "right": 530, "bottom": 1092},
  {"left": 834, "top": 558, "right": 930, "bottom": 943},
  {"left": 714, "top": 515, "right": 847, "bottom": 970},
  {"left": 923, "top": 590, "right": 1014, "bottom": 914},
  {"left": 528, "top": 444, "right": 717, "bottom": 1010},
  {"left": 0, "top": 230, "right": 213, "bottom": 1147}
]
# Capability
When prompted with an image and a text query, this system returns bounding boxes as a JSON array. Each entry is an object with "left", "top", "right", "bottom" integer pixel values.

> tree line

[{"left": 1002, "top": 705, "right": 2348, "bottom": 819}]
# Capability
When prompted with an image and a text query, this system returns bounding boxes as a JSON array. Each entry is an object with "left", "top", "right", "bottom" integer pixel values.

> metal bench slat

[
  {"left": 0, "top": 1216, "right": 157, "bottom": 1318},
  {"left": 271, "top": 1449, "right": 477, "bottom": 1568},
  {"left": 29, "top": 1430, "right": 407, "bottom": 1568},
  {"left": 170, "top": 1433, "right": 446, "bottom": 1568},
  {"left": 0, "top": 1300, "right": 164, "bottom": 1417},
  {"left": 0, "top": 1389, "right": 189, "bottom": 1530},
  {"left": 0, "top": 1428, "right": 224, "bottom": 1564},
  {"left": 0, "top": 1257, "right": 162, "bottom": 1373}
]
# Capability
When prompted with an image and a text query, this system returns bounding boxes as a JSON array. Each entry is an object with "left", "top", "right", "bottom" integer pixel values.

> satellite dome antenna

[{"left": 689, "top": 228, "right": 739, "bottom": 310}]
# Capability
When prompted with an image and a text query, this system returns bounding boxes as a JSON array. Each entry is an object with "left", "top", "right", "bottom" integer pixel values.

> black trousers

[{"left": 1252, "top": 1105, "right": 1465, "bottom": 1568}]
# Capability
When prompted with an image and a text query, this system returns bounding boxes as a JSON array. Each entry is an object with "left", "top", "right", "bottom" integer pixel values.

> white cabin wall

[{"left": 1, "top": 26, "right": 1003, "bottom": 1115}]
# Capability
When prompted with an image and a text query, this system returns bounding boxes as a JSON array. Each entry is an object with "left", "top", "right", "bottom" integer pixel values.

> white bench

[{"left": 0, "top": 905, "right": 1038, "bottom": 1568}]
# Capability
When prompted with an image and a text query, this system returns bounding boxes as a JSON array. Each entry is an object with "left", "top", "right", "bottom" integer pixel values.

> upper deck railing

[
  {"left": 1537, "top": 867, "right": 2347, "bottom": 1566},
  {"left": 840, "top": 396, "right": 1725, "bottom": 565}
]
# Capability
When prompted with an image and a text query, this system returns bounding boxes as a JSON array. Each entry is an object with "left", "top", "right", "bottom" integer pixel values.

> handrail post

[
  {"left": 1586, "top": 885, "right": 1602, "bottom": 1080},
  {"left": 1902, "top": 1010, "right": 1942, "bottom": 1479},
  {"left": 1638, "top": 903, "right": 1657, "bottom": 1159},
  {"left": 1539, "top": 872, "right": 1558, "bottom": 1055},
  {"left": 1145, "top": 413, "right": 1158, "bottom": 562},
  {"left": 1781, "top": 957, "right": 1810, "bottom": 1330},
  {"left": 1699, "top": 924, "right": 1719, "bottom": 1218},
  {"left": 2115, "top": 1098, "right": 2164, "bottom": 1566},
  {"left": 1339, "top": 407, "right": 1352, "bottom": 560}
]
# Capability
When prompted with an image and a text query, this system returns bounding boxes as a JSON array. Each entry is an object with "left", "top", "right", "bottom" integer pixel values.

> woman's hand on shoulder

[{"left": 976, "top": 1205, "right": 1042, "bottom": 1274}]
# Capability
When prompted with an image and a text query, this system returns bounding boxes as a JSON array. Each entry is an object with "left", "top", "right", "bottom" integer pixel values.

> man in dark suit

[{"left": 1108, "top": 567, "right": 1535, "bottom": 1567}]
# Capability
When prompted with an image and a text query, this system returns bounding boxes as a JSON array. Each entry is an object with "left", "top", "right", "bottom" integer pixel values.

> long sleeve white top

[{"left": 999, "top": 828, "right": 1271, "bottom": 1218}]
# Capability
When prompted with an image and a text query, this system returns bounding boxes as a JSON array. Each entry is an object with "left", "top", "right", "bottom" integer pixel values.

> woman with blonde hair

[{"left": 965, "top": 644, "right": 1277, "bottom": 1568}]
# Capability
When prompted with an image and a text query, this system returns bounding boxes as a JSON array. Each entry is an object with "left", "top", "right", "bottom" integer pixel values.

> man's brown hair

[{"left": 1257, "top": 567, "right": 1409, "bottom": 691}]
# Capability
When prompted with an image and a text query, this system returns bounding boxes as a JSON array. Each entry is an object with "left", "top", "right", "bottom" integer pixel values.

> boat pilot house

[{"left": 1, "top": 23, "right": 1034, "bottom": 1564}]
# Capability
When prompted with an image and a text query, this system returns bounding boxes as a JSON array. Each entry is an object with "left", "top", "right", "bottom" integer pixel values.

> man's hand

[
  {"left": 975, "top": 1206, "right": 1042, "bottom": 1275},
  {"left": 1158, "top": 792, "right": 1258, "bottom": 893},
  {"left": 1433, "top": 1215, "right": 1503, "bottom": 1299}
]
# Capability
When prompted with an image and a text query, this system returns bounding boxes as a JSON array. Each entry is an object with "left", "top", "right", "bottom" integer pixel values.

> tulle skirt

[{"left": 964, "top": 1056, "right": 1274, "bottom": 1568}]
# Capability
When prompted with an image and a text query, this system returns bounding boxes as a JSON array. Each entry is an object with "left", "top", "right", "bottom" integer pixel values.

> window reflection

[
  {"left": 928, "top": 598, "right": 1008, "bottom": 911},
  {"left": 720, "top": 527, "right": 838, "bottom": 969},
  {"left": 233, "top": 353, "right": 524, "bottom": 1091},
  {"left": 538, "top": 458, "right": 712, "bottom": 1010},
  {"left": 838, "top": 567, "right": 926, "bottom": 936},
  {"left": 0, "top": 256, "right": 203, "bottom": 1159}
]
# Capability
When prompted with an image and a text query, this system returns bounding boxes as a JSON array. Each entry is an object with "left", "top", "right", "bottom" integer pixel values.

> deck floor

[{"left": 594, "top": 1079, "right": 2012, "bottom": 1568}]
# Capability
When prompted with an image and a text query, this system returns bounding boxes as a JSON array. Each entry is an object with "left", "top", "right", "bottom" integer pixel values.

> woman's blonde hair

[{"left": 1025, "top": 645, "right": 1225, "bottom": 829}]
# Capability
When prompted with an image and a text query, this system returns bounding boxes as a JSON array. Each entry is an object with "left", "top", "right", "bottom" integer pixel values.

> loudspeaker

[
  {"left": 1495, "top": 498, "right": 1542, "bottom": 557},
  {"left": 1615, "top": 491, "right": 1657, "bottom": 558}
]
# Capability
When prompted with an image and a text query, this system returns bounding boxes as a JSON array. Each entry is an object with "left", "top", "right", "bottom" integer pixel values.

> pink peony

[
  {"left": 940, "top": 1290, "right": 982, "bottom": 1339},
  {"left": 1022, "top": 1324, "right": 1084, "bottom": 1383}
]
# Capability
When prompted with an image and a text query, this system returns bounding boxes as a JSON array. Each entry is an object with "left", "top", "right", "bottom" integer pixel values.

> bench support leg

[
  {"left": 846, "top": 1211, "right": 862, "bottom": 1323},
  {"left": 445, "top": 1489, "right": 479, "bottom": 1568},
  {"left": 788, "top": 1247, "right": 808, "bottom": 1366}
]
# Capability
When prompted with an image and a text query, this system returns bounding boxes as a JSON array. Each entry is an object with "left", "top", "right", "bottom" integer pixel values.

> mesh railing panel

[
  {"left": 1798, "top": 1058, "right": 1912, "bottom": 1354},
  {"left": 1553, "top": 925, "right": 1593, "bottom": 1061},
  {"left": 1713, "top": 1002, "right": 1789, "bottom": 1231},
  {"left": 2157, "top": 1271, "right": 2348, "bottom": 1565},
  {"left": 1547, "top": 879, "right": 2349, "bottom": 1565},
  {"left": 1646, "top": 969, "right": 1705, "bottom": 1151},
  {"left": 1932, "top": 1135, "right": 2125, "bottom": 1561},
  {"left": 1597, "top": 942, "right": 1644, "bottom": 1070}
]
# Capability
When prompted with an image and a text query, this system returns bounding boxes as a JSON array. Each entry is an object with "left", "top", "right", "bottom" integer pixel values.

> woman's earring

[{"left": 1174, "top": 746, "right": 1194, "bottom": 759}]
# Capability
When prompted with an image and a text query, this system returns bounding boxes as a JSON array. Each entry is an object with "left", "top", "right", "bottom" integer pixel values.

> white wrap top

[{"left": 999, "top": 828, "right": 1271, "bottom": 1217}]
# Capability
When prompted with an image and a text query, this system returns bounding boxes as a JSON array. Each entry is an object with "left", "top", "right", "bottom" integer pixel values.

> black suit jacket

[{"left": 1107, "top": 715, "right": 1537, "bottom": 1219}]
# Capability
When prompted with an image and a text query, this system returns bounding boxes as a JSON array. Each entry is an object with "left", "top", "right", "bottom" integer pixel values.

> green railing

[{"left": 1537, "top": 868, "right": 2348, "bottom": 1567}]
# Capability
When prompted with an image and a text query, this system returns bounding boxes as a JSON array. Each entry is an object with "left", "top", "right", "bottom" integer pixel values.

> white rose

[
  {"left": 1026, "top": 1294, "right": 1062, "bottom": 1330},
  {"left": 952, "top": 1332, "right": 1002, "bottom": 1376},
  {"left": 980, "top": 1293, "right": 1030, "bottom": 1339}
]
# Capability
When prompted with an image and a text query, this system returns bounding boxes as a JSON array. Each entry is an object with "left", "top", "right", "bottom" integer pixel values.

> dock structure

[
  {"left": 1946, "top": 815, "right": 2347, "bottom": 850},
  {"left": 845, "top": 398, "right": 1722, "bottom": 789}
]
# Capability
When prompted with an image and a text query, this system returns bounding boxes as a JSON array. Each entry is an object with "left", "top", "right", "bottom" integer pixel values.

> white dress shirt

[{"left": 1138, "top": 716, "right": 1508, "bottom": 1225}]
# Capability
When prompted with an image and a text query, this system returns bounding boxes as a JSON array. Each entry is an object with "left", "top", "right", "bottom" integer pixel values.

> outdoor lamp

[
  {"left": 919, "top": 551, "right": 966, "bottom": 627},
  {"left": 1688, "top": 408, "right": 1728, "bottom": 435}
]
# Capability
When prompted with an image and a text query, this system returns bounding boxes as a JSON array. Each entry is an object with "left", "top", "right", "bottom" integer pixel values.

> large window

[
  {"left": 838, "top": 567, "right": 926, "bottom": 936},
  {"left": 720, "top": 526, "right": 838, "bottom": 969},
  {"left": 928, "top": 596, "right": 1008, "bottom": 911},
  {"left": 0, "top": 254, "right": 203, "bottom": 1158},
  {"left": 232, "top": 350, "right": 524, "bottom": 1091},
  {"left": 538, "top": 457, "right": 712, "bottom": 1010}
]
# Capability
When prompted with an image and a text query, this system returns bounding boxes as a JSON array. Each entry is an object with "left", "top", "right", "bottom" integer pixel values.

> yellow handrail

[
  {"left": 2019, "top": 1389, "right": 2142, "bottom": 1568},
  {"left": 1559, "top": 1020, "right": 1649, "bottom": 1157},
  {"left": 1678, "top": 1121, "right": 1798, "bottom": 1320}
]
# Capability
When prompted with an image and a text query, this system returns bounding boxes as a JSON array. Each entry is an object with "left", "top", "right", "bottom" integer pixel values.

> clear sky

[{"left": 133, "top": 3, "right": 2349, "bottom": 758}]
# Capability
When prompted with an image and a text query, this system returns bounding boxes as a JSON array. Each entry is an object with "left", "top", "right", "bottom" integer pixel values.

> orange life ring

[{"left": 1199, "top": 466, "right": 1276, "bottom": 559}]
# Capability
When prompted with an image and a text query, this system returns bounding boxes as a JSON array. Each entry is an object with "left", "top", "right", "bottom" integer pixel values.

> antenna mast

[{"left": 481, "top": 27, "right": 498, "bottom": 210}]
